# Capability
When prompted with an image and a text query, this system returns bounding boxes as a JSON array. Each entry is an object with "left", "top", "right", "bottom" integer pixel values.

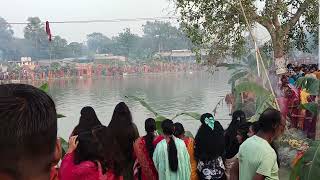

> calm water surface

[{"left": 44, "top": 70, "right": 231, "bottom": 139}]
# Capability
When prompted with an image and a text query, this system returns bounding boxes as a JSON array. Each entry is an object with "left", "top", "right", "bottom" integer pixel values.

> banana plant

[
  {"left": 233, "top": 82, "right": 276, "bottom": 122},
  {"left": 125, "top": 95, "right": 201, "bottom": 136},
  {"left": 295, "top": 77, "right": 320, "bottom": 115},
  {"left": 217, "top": 53, "right": 271, "bottom": 89},
  {"left": 290, "top": 140, "right": 320, "bottom": 180}
]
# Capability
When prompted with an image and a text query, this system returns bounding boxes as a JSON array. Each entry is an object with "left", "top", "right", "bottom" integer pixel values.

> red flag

[{"left": 45, "top": 21, "right": 52, "bottom": 41}]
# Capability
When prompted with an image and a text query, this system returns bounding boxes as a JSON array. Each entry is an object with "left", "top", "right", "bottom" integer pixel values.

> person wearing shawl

[
  {"left": 153, "top": 119, "right": 191, "bottom": 180},
  {"left": 195, "top": 113, "right": 226, "bottom": 180}
]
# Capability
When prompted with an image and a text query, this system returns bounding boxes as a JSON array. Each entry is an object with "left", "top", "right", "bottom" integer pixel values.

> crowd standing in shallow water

[{"left": 0, "top": 83, "right": 286, "bottom": 180}]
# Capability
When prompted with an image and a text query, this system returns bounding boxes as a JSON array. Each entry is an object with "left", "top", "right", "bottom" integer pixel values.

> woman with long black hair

[
  {"left": 108, "top": 102, "right": 139, "bottom": 180},
  {"left": 153, "top": 119, "right": 191, "bottom": 180},
  {"left": 71, "top": 106, "right": 102, "bottom": 136},
  {"left": 133, "top": 118, "right": 163, "bottom": 180},
  {"left": 195, "top": 113, "right": 225, "bottom": 180}
]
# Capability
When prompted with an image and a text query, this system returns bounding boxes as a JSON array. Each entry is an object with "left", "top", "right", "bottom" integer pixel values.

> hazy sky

[{"left": 1, "top": 0, "right": 177, "bottom": 42}]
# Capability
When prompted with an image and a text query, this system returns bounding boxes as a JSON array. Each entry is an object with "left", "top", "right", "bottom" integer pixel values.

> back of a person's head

[
  {"left": 108, "top": 102, "right": 138, "bottom": 162},
  {"left": 161, "top": 119, "right": 178, "bottom": 172},
  {"left": 195, "top": 113, "right": 225, "bottom": 160},
  {"left": 93, "top": 126, "right": 125, "bottom": 176},
  {"left": 173, "top": 122, "right": 185, "bottom": 137},
  {"left": 0, "top": 84, "right": 57, "bottom": 179},
  {"left": 258, "top": 108, "right": 281, "bottom": 133},
  {"left": 161, "top": 119, "right": 174, "bottom": 135},
  {"left": 74, "top": 131, "right": 101, "bottom": 166},
  {"left": 144, "top": 118, "right": 156, "bottom": 159},
  {"left": 73, "top": 106, "right": 101, "bottom": 135},
  {"left": 231, "top": 110, "right": 246, "bottom": 124},
  {"left": 109, "top": 102, "right": 132, "bottom": 127}
]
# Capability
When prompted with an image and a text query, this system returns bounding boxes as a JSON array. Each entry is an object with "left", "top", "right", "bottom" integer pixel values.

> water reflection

[{"left": 45, "top": 71, "right": 231, "bottom": 139}]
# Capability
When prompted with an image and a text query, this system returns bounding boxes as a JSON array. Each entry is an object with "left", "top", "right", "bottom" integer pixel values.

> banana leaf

[
  {"left": 249, "top": 94, "right": 276, "bottom": 122},
  {"left": 125, "top": 95, "right": 158, "bottom": 116},
  {"left": 172, "top": 112, "right": 201, "bottom": 120},
  {"left": 290, "top": 141, "right": 320, "bottom": 180},
  {"left": 60, "top": 137, "right": 69, "bottom": 157},
  {"left": 296, "top": 77, "right": 320, "bottom": 96},
  {"left": 39, "top": 83, "right": 49, "bottom": 93},
  {"left": 57, "top": 114, "right": 66, "bottom": 118},
  {"left": 216, "top": 63, "right": 245, "bottom": 70},
  {"left": 300, "top": 103, "right": 319, "bottom": 116},
  {"left": 234, "top": 82, "right": 271, "bottom": 97},
  {"left": 228, "top": 71, "right": 248, "bottom": 85}
]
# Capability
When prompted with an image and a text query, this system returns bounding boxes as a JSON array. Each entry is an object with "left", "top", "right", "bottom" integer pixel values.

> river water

[{"left": 45, "top": 70, "right": 231, "bottom": 139}]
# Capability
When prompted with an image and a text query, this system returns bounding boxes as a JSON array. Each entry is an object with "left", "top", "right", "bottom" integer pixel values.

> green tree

[
  {"left": 86, "top": 32, "right": 111, "bottom": 53},
  {"left": 67, "top": 42, "right": 83, "bottom": 57},
  {"left": 142, "top": 21, "right": 192, "bottom": 52},
  {"left": 50, "top": 36, "right": 68, "bottom": 59},
  {"left": 24, "top": 17, "right": 50, "bottom": 59},
  {"left": 175, "top": 0, "right": 318, "bottom": 66},
  {"left": 114, "top": 28, "right": 140, "bottom": 59},
  {"left": 0, "top": 17, "right": 14, "bottom": 60}
]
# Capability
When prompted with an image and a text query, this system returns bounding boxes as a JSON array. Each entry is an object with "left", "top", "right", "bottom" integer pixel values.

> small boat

[
  {"left": 123, "top": 73, "right": 128, "bottom": 76},
  {"left": 189, "top": 71, "right": 193, "bottom": 74},
  {"left": 79, "top": 76, "right": 83, "bottom": 79}
]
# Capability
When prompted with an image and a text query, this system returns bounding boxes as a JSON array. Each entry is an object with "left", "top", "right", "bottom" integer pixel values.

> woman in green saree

[{"left": 153, "top": 119, "right": 191, "bottom": 180}]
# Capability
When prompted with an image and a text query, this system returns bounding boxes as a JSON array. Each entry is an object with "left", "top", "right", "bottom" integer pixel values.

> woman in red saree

[
  {"left": 133, "top": 118, "right": 163, "bottom": 180},
  {"left": 174, "top": 122, "right": 199, "bottom": 180}
]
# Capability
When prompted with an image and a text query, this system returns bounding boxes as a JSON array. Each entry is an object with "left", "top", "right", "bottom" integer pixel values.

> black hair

[
  {"left": 173, "top": 122, "right": 185, "bottom": 137},
  {"left": 224, "top": 110, "right": 246, "bottom": 159},
  {"left": 74, "top": 131, "right": 105, "bottom": 172},
  {"left": 195, "top": 113, "right": 225, "bottom": 161},
  {"left": 72, "top": 106, "right": 102, "bottom": 136},
  {"left": 258, "top": 108, "right": 281, "bottom": 133},
  {"left": 251, "top": 121, "right": 261, "bottom": 134},
  {"left": 237, "top": 122, "right": 251, "bottom": 142},
  {"left": 93, "top": 126, "right": 126, "bottom": 176},
  {"left": 144, "top": 118, "right": 156, "bottom": 159},
  {"left": 108, "top": 102, "right": 139, "bottom": 163},
  {"left": 161, "top": 119, "right": 178, "bottom": 172},
  {"left": 0, "top": 84, "right": 57, "bottom": 178}
]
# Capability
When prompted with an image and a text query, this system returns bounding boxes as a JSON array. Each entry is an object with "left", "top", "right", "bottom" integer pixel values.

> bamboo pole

[{"left": 238, "top": 0, "right": 280, "bottom": 110}]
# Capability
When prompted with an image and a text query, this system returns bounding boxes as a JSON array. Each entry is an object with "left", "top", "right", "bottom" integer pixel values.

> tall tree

[
  {"left": 0, "top": 17, "right": 14, "bottom": 60},
  {"left": 50, "top": 36, "right": 68, "bottom": 59},
  {"left": 24, "top": 17, "right": 50, "bottom": 59},
  {"left": 86, "top": 32, "right": 111, "bottom": 53},
  {"left": 115, "top": 28, "right": 140, "bottom": 59},
  {"left": 142, "top": 21, "right": 192, "bottom": 52},
  {"left": 175, "top": 0, "right": 318, "bottom": 73},
  {"left": 67, "top": 42, "right": 83, "bottom": 57}
]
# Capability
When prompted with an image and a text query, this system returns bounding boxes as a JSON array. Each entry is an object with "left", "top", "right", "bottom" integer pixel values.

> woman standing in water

[
  {"left": 153, "top": 119, "right": 191, "bottom": 180},
  {"left": 108, "top": 102, "right": 139, "bottom": 180},
  {"left": 195, "top": 113, "right": 225, "bottom": 180},
  {"left": 174, "top": 122, "right": 199, "bottom": 180},
  {"left": 133, "top": 118, "right": 163, "bottom": 180}
]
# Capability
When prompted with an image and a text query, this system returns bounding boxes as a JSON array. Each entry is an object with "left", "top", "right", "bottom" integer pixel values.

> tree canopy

[
  {"left": 175, "top": 0, "right": 319, "bottom": 63},
  {"left": 0, "top": 17, "right": 193, "bottom": 62}
]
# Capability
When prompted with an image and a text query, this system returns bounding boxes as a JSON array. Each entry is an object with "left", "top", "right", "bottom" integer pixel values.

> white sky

[{"left": 0, "top": 0, "right": 177, "bottom": 42}]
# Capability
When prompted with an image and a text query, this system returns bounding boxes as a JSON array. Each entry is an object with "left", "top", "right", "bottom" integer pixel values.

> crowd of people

[
  {"left": 0, "top": 83, "right": 286, "bottom": 180},
  {"left": 0, "top": 62, "right": 202, "bottom": 81},
  {"left": 278, "top": 63, "right": 319, "bottom": 139}
]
